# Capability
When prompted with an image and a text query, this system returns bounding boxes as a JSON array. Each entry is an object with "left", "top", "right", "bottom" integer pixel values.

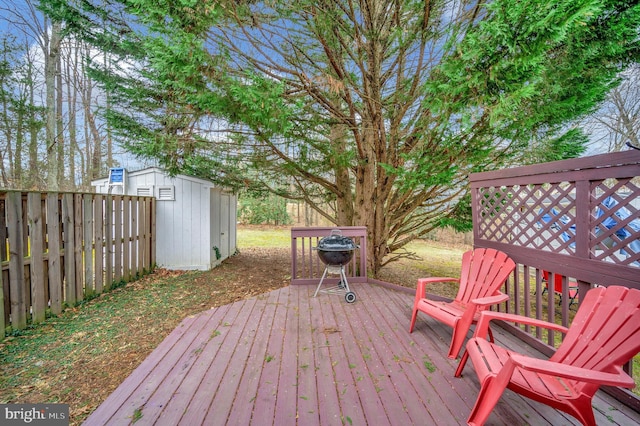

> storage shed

[{"left": 92, "top": 167, "right": 237, "bottom": 270}]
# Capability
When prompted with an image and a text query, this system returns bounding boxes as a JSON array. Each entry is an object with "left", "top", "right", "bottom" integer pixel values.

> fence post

[{"left": 7, "top": 192, "right": 26, "bottom": 330}]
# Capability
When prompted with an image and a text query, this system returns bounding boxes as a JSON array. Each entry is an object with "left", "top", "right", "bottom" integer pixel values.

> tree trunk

[
  {"left": 56, "top": 47, "right": 65, "bottom": 188},
  {"left": 0, "top": 73, "right": 12, "bottom": 187},
  {"left": 105, "top": 49, "right": 113, "bottom": 168},
  {"left": 26, "top": 41, "right": 40, "bottom": 190},
  {"left": 67, "top": 42, "right": 78, "bottom": 189},
  {"left": 14, "top": 99, "right": 24, "bottom": 187},
  {"left": 330, "top": 121, "right": 354, "bottom": 226},
  {"left": 81, "top": 47, "right": 102, "bottom": 180},
  {"left": 45, "top": 20, "right": 63, "bottom": 190},
  {"left": 354, "top": 125, "right": 382, "bottom": 275}
]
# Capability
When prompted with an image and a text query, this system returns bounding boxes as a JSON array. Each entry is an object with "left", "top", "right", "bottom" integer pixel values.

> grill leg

[
  {"left": 313, "top": 267, "right": 330, "bottom": 298},
  {"left": 339, "top": 266, "right": 350, "bottom": 292}
]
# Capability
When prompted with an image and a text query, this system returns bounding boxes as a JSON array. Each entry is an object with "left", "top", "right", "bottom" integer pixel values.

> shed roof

[{"left": 90, "top": 167, "right": 219, "bottom": 189}]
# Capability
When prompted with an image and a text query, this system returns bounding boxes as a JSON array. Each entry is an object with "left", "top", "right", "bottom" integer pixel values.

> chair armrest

[
  {"left": 473, "top": 310, "right": 569, "bottom": 339},
  {"left": 509, "top": 354, "right": 636, "bottom": 388},
  {"left": 461, "top": 293, "right": 510, "bottom": 325},
  {"left": 414, "top": 277, "right": 460, "bottom": 300},
  {"left": 470, "top": 292, "right": 509, "bottom": 308}
]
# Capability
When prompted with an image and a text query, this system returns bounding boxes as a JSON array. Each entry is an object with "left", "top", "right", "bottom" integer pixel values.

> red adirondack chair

[
  {"left": 455, "top": 285, "right": 640, "bottom": 426},
  {"left": 409, "top": 248, "right": 515, "bottom": 359}
]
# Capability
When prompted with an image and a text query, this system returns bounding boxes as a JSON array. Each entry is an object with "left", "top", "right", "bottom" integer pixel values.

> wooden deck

[{"left": 84, "top": 283, "right": 640, "bottom": 425}]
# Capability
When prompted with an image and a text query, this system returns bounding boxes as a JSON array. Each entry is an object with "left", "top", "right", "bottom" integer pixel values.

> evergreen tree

[{"left": 39, "top": 0, "right": 640, "bottom": 274}]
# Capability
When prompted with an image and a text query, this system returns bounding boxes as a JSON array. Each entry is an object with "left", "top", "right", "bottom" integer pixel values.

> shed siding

[{"left": 92, "top": 168, "right": 236, "bottom": 270}]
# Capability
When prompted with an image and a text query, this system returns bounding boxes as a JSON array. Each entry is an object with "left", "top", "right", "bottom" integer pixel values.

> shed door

[{"left": 220, "top": 194, "right": 230, "bottom": 260}]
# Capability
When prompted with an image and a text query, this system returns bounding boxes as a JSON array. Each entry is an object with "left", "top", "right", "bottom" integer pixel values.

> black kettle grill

[{"left": 313, "top": 230, "right": 359, "bottom": 303}]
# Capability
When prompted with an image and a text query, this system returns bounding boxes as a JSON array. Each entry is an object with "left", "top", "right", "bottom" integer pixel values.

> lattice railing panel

[
  {"left": 590, "top": 178, "right": 640, "bottom": 266},
  {"left": 476, "top": 182, "right": 577, "bottom": 254}
]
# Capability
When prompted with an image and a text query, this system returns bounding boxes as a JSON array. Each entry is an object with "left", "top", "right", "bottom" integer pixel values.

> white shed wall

[{"left": 92, "top": 168, "right": 237, "bottom": 270}]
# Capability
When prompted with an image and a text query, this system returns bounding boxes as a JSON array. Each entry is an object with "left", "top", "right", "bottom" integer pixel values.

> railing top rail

[
  {"left": 291, "top": 226, "right": 367, "bottom": 238},
  {"left": 470, "top": 150, "right": 640, "bottom": 184}
]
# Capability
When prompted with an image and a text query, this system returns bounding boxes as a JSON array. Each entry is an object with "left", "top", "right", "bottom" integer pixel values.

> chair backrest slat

[
  {"left": 457, "top": 248, "right": 515, "bottom": 303},
  {"left": 551, "top": 286, "right": 640, "bottom": 388}
]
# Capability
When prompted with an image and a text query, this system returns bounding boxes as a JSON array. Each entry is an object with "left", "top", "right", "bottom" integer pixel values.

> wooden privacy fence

[
  {"left": 471, "top": 150, "right": 640, "bottom": 409},
  {"left": 0, "top": 191, "right": 156, "bottom": 337}
]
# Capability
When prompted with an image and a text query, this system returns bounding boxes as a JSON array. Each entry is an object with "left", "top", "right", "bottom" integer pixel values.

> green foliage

[
  {"left": 535, "top": 128, "right": 589, "bottom": 162},
  {"left": 239, "top": 193, "right": 292, "bottom": 226},
  {"left": 425, "top": 0, "right": 638, "bottom": 159},
  {"left": 438, "top": 194, "right": 473, "bottom": 233}
]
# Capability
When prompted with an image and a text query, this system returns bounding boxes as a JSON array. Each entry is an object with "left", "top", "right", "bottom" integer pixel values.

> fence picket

[
  {"left": 130, "top": 199, "right": 138, "bottom": 278},
  {"left": 47, "top": 193, "right": 62, "bottom": 315},
  {"left": 122, "top": 196, "right": 131, "bottom": 281},
  {"left": 0, "top": 268, "right": 4, "bottom": 336},
  {"left": 62, "top": 193, "right": 76, "bottom": 305},
  {"left": 105, "top": 195, "right": 113, "bottom": 290},
  {"left": 27, "top": 193, "right": 46, "bottom": 324},
  {"left": 138, "top": 200, "right": 146, "bottom": 273},
  {"left": 74, "top": 194, "right": 84, "bottom": 300},
  {"left": 0, "top": 197, "right": 7, "bottom": 328},
  {"left": 114, "top": 195, "right": 122, "bottom": 283},
  {"left": 84, "top": 195, "right": 94, "bottom": 296},
  {"left": 94, "top": 195, "right": 104, "bottom": 294}
]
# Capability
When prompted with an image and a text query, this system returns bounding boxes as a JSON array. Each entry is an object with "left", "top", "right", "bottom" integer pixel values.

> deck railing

[
  {"left": 1, "top": 191, "right": 156, "bottom": 337},
  {"left": 290, "top": 226, "right": 368, "bottom": 285},
  {"left": 470, "top": 150, "right": 640, "bottom": 409}
]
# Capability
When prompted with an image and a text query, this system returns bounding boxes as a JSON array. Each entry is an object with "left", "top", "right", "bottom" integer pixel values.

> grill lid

[{"left": 316, "top": 230, "right": 358, "bottom": 252}]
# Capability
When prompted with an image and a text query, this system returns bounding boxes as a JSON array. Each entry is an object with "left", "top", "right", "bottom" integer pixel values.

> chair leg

[
  {"left": 448, "top": 327, "right": 467, "bottom": 359},
  {"left": 454, "top": 350, "right": 469, "bottom": 377},
  {"left": 409, "top": 307, "right": 419, "bottom": 333},
  {"left": 568, "top": 397, "right": 597, "bottom": 426},
  {"left": 569, "top": 294, "right": 577, "bottom": 307}
]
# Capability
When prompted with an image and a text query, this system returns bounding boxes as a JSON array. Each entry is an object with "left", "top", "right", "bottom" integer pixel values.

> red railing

[{"left": 290, "top": 226, "right": 368, "bottom": 285}]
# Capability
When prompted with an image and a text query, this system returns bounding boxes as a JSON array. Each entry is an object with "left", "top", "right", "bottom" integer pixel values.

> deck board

[{"left": 84, "top": 283, "right": 640, "bottom": 426}]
